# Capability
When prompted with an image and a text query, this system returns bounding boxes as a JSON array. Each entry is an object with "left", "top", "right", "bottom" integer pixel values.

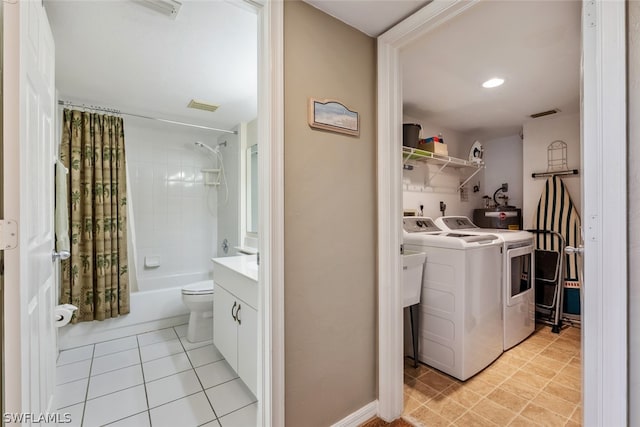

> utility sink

[{"left": 402, "top": 250, "right": 426, "bottom": 308}]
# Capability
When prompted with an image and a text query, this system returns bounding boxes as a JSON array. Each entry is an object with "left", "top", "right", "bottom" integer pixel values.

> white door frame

[
  {"left": 255, "top": 0, "right": 285, "bottom": 426},
  {"left": 580, "top": 1, "right": 627, "bottom": 425},
  {"left": 376, "top": 0, "right": 627, "bottom": 423},
  {"left": 3, "top": 1, "right": 25, "bottom": 415}
]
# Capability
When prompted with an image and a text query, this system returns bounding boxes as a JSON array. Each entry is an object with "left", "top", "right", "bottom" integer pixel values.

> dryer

[
  {"left": 435, "top": 216, "right": 535, "bottom": 350},
  {"left": 403, "top": 217, "right": 503, "bottom": 381}
]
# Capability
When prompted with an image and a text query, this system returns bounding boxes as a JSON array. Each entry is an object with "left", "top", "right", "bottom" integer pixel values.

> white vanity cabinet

[{"left": 212, "top": 256, "right": 258, "bottom": 396}]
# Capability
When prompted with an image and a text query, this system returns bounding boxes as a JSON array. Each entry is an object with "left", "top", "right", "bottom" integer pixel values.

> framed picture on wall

[{"left": 308, "top": 98, "right": 359, "bottom": 137}]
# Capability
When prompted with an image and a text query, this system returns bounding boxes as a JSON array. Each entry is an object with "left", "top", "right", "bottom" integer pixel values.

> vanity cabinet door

[
  {"left": 237, "top": 302, "right": 258, "bottom": 396},
  {"left": 213, "top": 285, "right": 238, "bottom": 372}
]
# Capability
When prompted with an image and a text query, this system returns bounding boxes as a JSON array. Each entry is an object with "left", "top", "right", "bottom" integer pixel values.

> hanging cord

[
  {"left": 214, "top": 148, "right": 229, "bottom": 205},
  {"left": 204, "top": 146, "right": 229, "bottom": 216}
]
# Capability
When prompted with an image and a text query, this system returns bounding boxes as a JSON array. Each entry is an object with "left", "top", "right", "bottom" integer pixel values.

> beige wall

[
  {"left": 283, "top": 1, "right": 377, "bottom": 426},
  {"left": 628, "top": 1, "right": 639, "bottom": 425}
]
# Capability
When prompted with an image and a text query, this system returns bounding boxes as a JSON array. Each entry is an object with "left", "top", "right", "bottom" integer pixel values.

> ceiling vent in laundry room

[
  {"left": 134, "top": 0, "right": 182, "bottom": 19},
  {"left": 529, "top": 108, "right": 561, "bottom": 119},
  {"left": 187, "top": 99, "right": 219, "bottom": 113}
]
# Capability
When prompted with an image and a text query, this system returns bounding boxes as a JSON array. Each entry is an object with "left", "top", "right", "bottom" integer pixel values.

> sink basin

[{"left": 402, "top": 250, "right": 426, "bottom": 307}]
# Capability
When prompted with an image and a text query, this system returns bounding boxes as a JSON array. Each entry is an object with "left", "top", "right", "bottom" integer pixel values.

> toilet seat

[{"left": 181, "top": 280, "right": 214, "bottom": 296}]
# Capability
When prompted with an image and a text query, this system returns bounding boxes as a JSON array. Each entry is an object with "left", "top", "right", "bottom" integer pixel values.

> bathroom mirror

[{"left": 246, "top": 144, "right": 258, "bottom": 234}]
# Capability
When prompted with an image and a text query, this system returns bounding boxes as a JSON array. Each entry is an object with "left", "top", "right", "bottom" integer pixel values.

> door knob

[
  {"left": 565, "top": 246, "right": 584, "bottom": 255},
  {"left": 52, "top": 250, "right": 71, "bottom": 262}
]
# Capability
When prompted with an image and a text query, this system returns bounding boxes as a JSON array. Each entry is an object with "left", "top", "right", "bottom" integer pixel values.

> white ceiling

[
  {"left": 306, "top": 0, "right": 581, "bottom": 140},
  {"left": 46, "top": 1, "right": 580, "bottom": 138},
  {"left": 304, "top": 0, "right": 431, "bottom": 37},
  {"left": 45, "top": 0, "right": 258, "bottom": 133}
]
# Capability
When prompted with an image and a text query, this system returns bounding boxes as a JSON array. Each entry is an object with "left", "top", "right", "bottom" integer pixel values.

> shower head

[
  {"left": 194, "top": 141, "right": 218, "bottom": 155},
  {"left": 195, "top": 141, "right": 228, "bottom": 154}
]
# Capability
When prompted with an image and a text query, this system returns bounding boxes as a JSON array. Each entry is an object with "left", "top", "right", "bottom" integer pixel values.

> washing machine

[
  {"left": 434, "top": 216, "right": 535, "bottom": 350},
  {"left": 403, "top": 217, "right": 503, "bottom": 381}
]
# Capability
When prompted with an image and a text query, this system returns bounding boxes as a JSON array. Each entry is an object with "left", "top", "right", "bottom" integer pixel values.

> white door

[{"left": 3, "top": 0, "right": 57, "bottom": 419}]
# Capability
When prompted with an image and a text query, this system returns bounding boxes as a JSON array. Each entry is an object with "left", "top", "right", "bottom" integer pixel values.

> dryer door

[
  {"left": 506, "top": 245, "right": 534, "bottom": 306},
  {"left": 504, "top": 244, "right": 535, "bottom": 350}
]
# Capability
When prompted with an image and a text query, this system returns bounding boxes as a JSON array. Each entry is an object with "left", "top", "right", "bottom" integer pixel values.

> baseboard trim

[{"left": 331, "top": 401, "right": 379, "bottom": 427}]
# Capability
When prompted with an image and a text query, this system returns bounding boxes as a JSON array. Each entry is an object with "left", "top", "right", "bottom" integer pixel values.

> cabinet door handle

[
  {"left": 236, "top": 304, "right": 242, "bottom": 325},
  {"left": 231, "top": 301, "right": 237, "bottom": 321}
]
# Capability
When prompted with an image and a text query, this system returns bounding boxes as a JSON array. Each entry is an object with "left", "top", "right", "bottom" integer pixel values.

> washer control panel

[
  {"left": 440, "top": 216, "right": 477, "bottom": 230},
  {"left": 403, "top": 217, "right": 442, "bottom": 233}
]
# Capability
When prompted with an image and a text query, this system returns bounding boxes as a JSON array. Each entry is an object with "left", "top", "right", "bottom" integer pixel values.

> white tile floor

[{"left": 55, "top": 324, "right": 257, "bottom": 427}]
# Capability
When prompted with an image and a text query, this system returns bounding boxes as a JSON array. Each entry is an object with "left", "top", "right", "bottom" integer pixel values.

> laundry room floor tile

[{"left": 402, "top": 324, "right": 582, "bottom": 427}]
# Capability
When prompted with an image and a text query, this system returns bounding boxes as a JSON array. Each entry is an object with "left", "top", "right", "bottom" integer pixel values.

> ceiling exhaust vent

[
  {"left": 187, "top": 99, "right": 219, "bottom": 113},
  {"left": 530, "top": 108, "right": 560, "bottom": 119}
]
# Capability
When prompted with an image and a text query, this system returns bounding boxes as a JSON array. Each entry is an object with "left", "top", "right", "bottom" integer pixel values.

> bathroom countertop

[{"left": 211, "top": 255, "right": 258, "bottom": 282}]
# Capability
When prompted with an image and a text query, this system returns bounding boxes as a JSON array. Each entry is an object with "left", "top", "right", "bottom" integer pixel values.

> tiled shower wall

[{"left": 125, "top": 118, "right": 221, "bottom": 291}]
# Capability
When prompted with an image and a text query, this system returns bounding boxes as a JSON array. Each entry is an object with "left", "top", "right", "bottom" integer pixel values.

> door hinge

[
  {"left": 584, "top": 0, "right": 596, "bottom": 28},
  {"left": 0, "top": 220, "right": 18, "bottom": 250}
]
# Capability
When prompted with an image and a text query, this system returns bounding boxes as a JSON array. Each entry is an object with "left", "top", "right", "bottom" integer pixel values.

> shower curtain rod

[{"left": 58, "top": 100, "right": 237, "bottom": 135}]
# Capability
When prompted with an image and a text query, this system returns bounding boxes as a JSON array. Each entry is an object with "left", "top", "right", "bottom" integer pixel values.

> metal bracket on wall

[{"left": 0, "top": 220, "right": 18, "bottom": 250}]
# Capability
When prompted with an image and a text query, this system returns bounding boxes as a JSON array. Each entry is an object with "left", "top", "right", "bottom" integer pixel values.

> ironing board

[{"left": 534, "top": 175, "right": 582, "bottom": 319}]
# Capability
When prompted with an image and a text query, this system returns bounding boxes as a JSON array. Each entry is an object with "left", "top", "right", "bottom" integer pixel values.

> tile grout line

[
  {"left": 56, "top": 344, "right": 96, "bottom": 426},
  {"left": 82, "top": 383, "right": 146, "bottom": 405},
  {"left": 495, "top": 335, "right": 576, "bottom": 425},
  {"left": 61, "top": 325, "right": 225, "bottom": 426},
  {"left": 175, "top": 326, "right": 222, "bottom": 427},
  {"left": 88, "top": 358, "right": 141, "bottom": 379},
  {"left": 135, "top": 334, "right": 154, "bottom": 427},
  {"left": 59, "top": 325, "right": 185, "bottom": 353},
  {"left": 506, "top": 328, "right": 581, "bottom": 424},
  {"left": 516, "top": 328, "right": 577, "bottom": 424},
  {"left": 403, "top": 326, "right": 581, "bottom": 426},
  {"left": 213, "top": 401, "right": 257, "bottom": 422},
  {"left": 148, "top": 389, "right": 208, "bottom": 411},
  {"left": 143, "top": 361, "right": 193, "bottom": 383},
  {"left": 103, "top": 410, "right": 149, "bottom": 427},
  {"left": 81, "top": 344, "right": 96, "bottom": 427}
]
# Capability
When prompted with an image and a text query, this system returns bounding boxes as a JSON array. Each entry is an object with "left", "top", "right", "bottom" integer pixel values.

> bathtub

[{"left": 57, "top": 273, "right": 209, "bottom": 350}]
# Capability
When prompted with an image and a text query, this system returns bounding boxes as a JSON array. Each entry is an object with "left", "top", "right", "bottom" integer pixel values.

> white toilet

[{"left": 181, "top": 280, "right": 214, "bottom": 343}]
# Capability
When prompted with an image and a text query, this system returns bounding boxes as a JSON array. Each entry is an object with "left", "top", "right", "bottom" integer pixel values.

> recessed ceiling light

[{"left": 482, "top": 78, "right": 505, "bottom": 89}]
